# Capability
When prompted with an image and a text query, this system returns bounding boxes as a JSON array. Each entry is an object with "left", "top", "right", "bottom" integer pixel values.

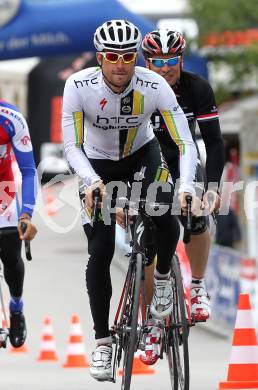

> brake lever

[
  {"left": 20, "top": 222, "right": 32, "bottom": 261},
  {"left": 183, "top": 195, "right": 192, "bottom": 244},
  {"left": 91, "top": 188, "right": 101, "bottom": 223}
]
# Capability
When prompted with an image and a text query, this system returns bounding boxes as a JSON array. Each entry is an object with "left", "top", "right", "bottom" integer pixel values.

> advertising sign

[{"left": 0, "top": 0, "right": 154, "bottom": 59}]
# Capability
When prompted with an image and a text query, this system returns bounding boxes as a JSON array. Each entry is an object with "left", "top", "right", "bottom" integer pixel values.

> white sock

[
  {"left": 154, "top": 269, "right": 170, "bottom": 280},
  {"left": 191, "top": 277, "right": 205, "bottom": 289},
  {"left": 96, "top": 336, "right": 112, "bottom": 346}
]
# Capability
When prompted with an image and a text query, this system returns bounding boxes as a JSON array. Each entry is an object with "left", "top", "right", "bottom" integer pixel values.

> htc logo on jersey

[
  {"left": 136, "top": 77, "right": 158, "bottom": 89},
  {"left": 74, "top": 78, "right": 98, "bottom": 88},
  {"left": 93, "top": 114, "right": 140, "bottom": 130}
]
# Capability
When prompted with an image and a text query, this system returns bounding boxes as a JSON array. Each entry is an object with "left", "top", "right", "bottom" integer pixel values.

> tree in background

[{"left": 189, "top": 0, "right": 258, "bottom": 101}]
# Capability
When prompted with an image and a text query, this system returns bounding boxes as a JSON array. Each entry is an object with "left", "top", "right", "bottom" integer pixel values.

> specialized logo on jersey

[{"left": 100, "top": 98, "right": 107, "bottom": 111}]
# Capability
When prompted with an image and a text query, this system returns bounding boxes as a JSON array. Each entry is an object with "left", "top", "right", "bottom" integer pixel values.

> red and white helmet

[{"left": 142, "top": 29, "right": 186, "bottom": 56}]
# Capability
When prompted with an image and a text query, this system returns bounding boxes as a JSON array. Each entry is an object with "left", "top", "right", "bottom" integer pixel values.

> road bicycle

[
  {"left": 92, "top": 190, "right": 193, "bottom": 390},
  {"left": 0, "top": 224, "right": 32, "bottom": 348}
]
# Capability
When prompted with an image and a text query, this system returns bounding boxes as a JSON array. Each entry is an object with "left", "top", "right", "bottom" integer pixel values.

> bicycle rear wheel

[
  {"left": 167, "top": 254, "right": 189, "bottom": 390},
  {"left": 121, "top": 253, "right": 143, "bottom": 390}
]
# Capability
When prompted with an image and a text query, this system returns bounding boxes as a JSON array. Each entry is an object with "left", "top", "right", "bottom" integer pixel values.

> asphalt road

[{"left": 0, "top": 179, "right": 232, "bottom": 390}]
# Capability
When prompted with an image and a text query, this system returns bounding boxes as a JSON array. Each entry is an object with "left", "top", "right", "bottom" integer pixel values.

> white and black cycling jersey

[{"left": 62, "top": 66, "right": 197, "bottom": 194}]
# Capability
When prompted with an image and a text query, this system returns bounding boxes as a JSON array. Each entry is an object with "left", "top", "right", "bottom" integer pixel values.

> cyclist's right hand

[
  {"left": 18, "top": 214, "right": 38, "bottom": 241},
  {"left": 178, "top": 192, "right": 202, "bottom": 217},
  {"left": 85, "top": 180, "right": 105, "bottom": 212}
]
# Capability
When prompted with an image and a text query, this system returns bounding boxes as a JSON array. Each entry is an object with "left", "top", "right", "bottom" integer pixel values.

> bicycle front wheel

[
  {"left": 121, "top": 253, "right": 143, "bottom": 390},
  {"left": 167, "top": 254, "right": 189, "bottom": 390}
]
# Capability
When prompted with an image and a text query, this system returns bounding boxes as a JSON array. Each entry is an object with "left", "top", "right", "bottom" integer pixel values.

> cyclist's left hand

[
  {"left": 202, "top": 190, "right": 221, "bottom": 214},
  {"left": 116, "top": 208, "right": 134, "bottom": 229},
  {"left": 18, "top": 214, "right": 38, "bottom": 241}
]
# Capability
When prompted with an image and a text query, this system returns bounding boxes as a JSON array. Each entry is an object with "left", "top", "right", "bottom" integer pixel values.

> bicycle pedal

[
  {"left": 191, "top": 317, "right": 207, "bottom": 324},
  {"left": 96, "top": 377, "right": 113, "bottom": 382}
]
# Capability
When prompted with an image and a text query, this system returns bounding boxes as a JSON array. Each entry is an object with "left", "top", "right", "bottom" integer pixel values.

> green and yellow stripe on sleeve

[
  {"left": 72, "top": 111, "right": 83, "bottom": 147},
  {"left": 155, "top": 167, "right": 169, "bottom": 182},
  {"left": 160, "top": 110, "right": 185, "bottom": 155}
]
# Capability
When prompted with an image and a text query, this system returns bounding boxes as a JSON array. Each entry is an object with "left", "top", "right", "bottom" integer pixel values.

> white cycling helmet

[{"left": 94, "top": 20, "right": 141, "bottom": 51}]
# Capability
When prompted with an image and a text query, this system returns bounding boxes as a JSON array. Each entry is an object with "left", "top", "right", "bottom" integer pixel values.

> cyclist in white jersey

[{"left": 62, "top": 20, "right": 198, "bottom": 382}]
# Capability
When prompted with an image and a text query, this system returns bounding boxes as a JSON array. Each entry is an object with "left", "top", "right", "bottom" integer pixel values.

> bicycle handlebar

[{"left": 91, "top": 189, "right": 193, "bottom": 242}]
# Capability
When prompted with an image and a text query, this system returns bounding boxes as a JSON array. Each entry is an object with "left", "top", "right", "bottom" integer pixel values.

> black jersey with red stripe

[{"left": 151, "top": 70, "right": 224, "bottom": 188}]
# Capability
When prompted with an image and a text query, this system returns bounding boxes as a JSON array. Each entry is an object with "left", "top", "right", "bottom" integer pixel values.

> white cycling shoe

[
  {"left": 139, "top": 318, "right": 162, "bottom": 366},
  {"left": 90, "top": 345, "right": 113, "bottom": 381},
  {"left": 150, "top": 276, "right": 173, "bottom": 319},
  {"left": 190, "top": 285, "right": 211, "bottom": 322}
]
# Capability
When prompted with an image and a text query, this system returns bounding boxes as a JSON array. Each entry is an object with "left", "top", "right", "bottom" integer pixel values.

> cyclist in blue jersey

[{"left": 0, "top": 100, "right": 37, "bottom": 348}]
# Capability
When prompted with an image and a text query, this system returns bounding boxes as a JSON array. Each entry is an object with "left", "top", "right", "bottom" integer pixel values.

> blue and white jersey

[{"left": 0, "top": 100, "right": 37, "bottom": 227}]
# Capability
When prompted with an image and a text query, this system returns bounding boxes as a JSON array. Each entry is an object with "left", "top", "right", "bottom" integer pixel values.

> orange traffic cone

[
  {"left": 63, "top": 314, "right": 89, "bottom": 368},
  {"left": 37, "top": 317, "right": 58, "bottom": 361},
  {"left": 219, "top": 293, "right": 258, "bottom": 389},
  {"left": 10, "top": 344, "right": 28, "bottom": 353},
  {"left": 119, "top": 351, "right": 155, "bottom": 376}
]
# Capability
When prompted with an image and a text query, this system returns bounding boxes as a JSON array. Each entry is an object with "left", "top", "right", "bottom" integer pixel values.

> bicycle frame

[
  {"left": 110, "top": 203, "right": 151, "bottom": 386},
  {"left": 91, "top": 190, "right": 193, "bottom": 389}
]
